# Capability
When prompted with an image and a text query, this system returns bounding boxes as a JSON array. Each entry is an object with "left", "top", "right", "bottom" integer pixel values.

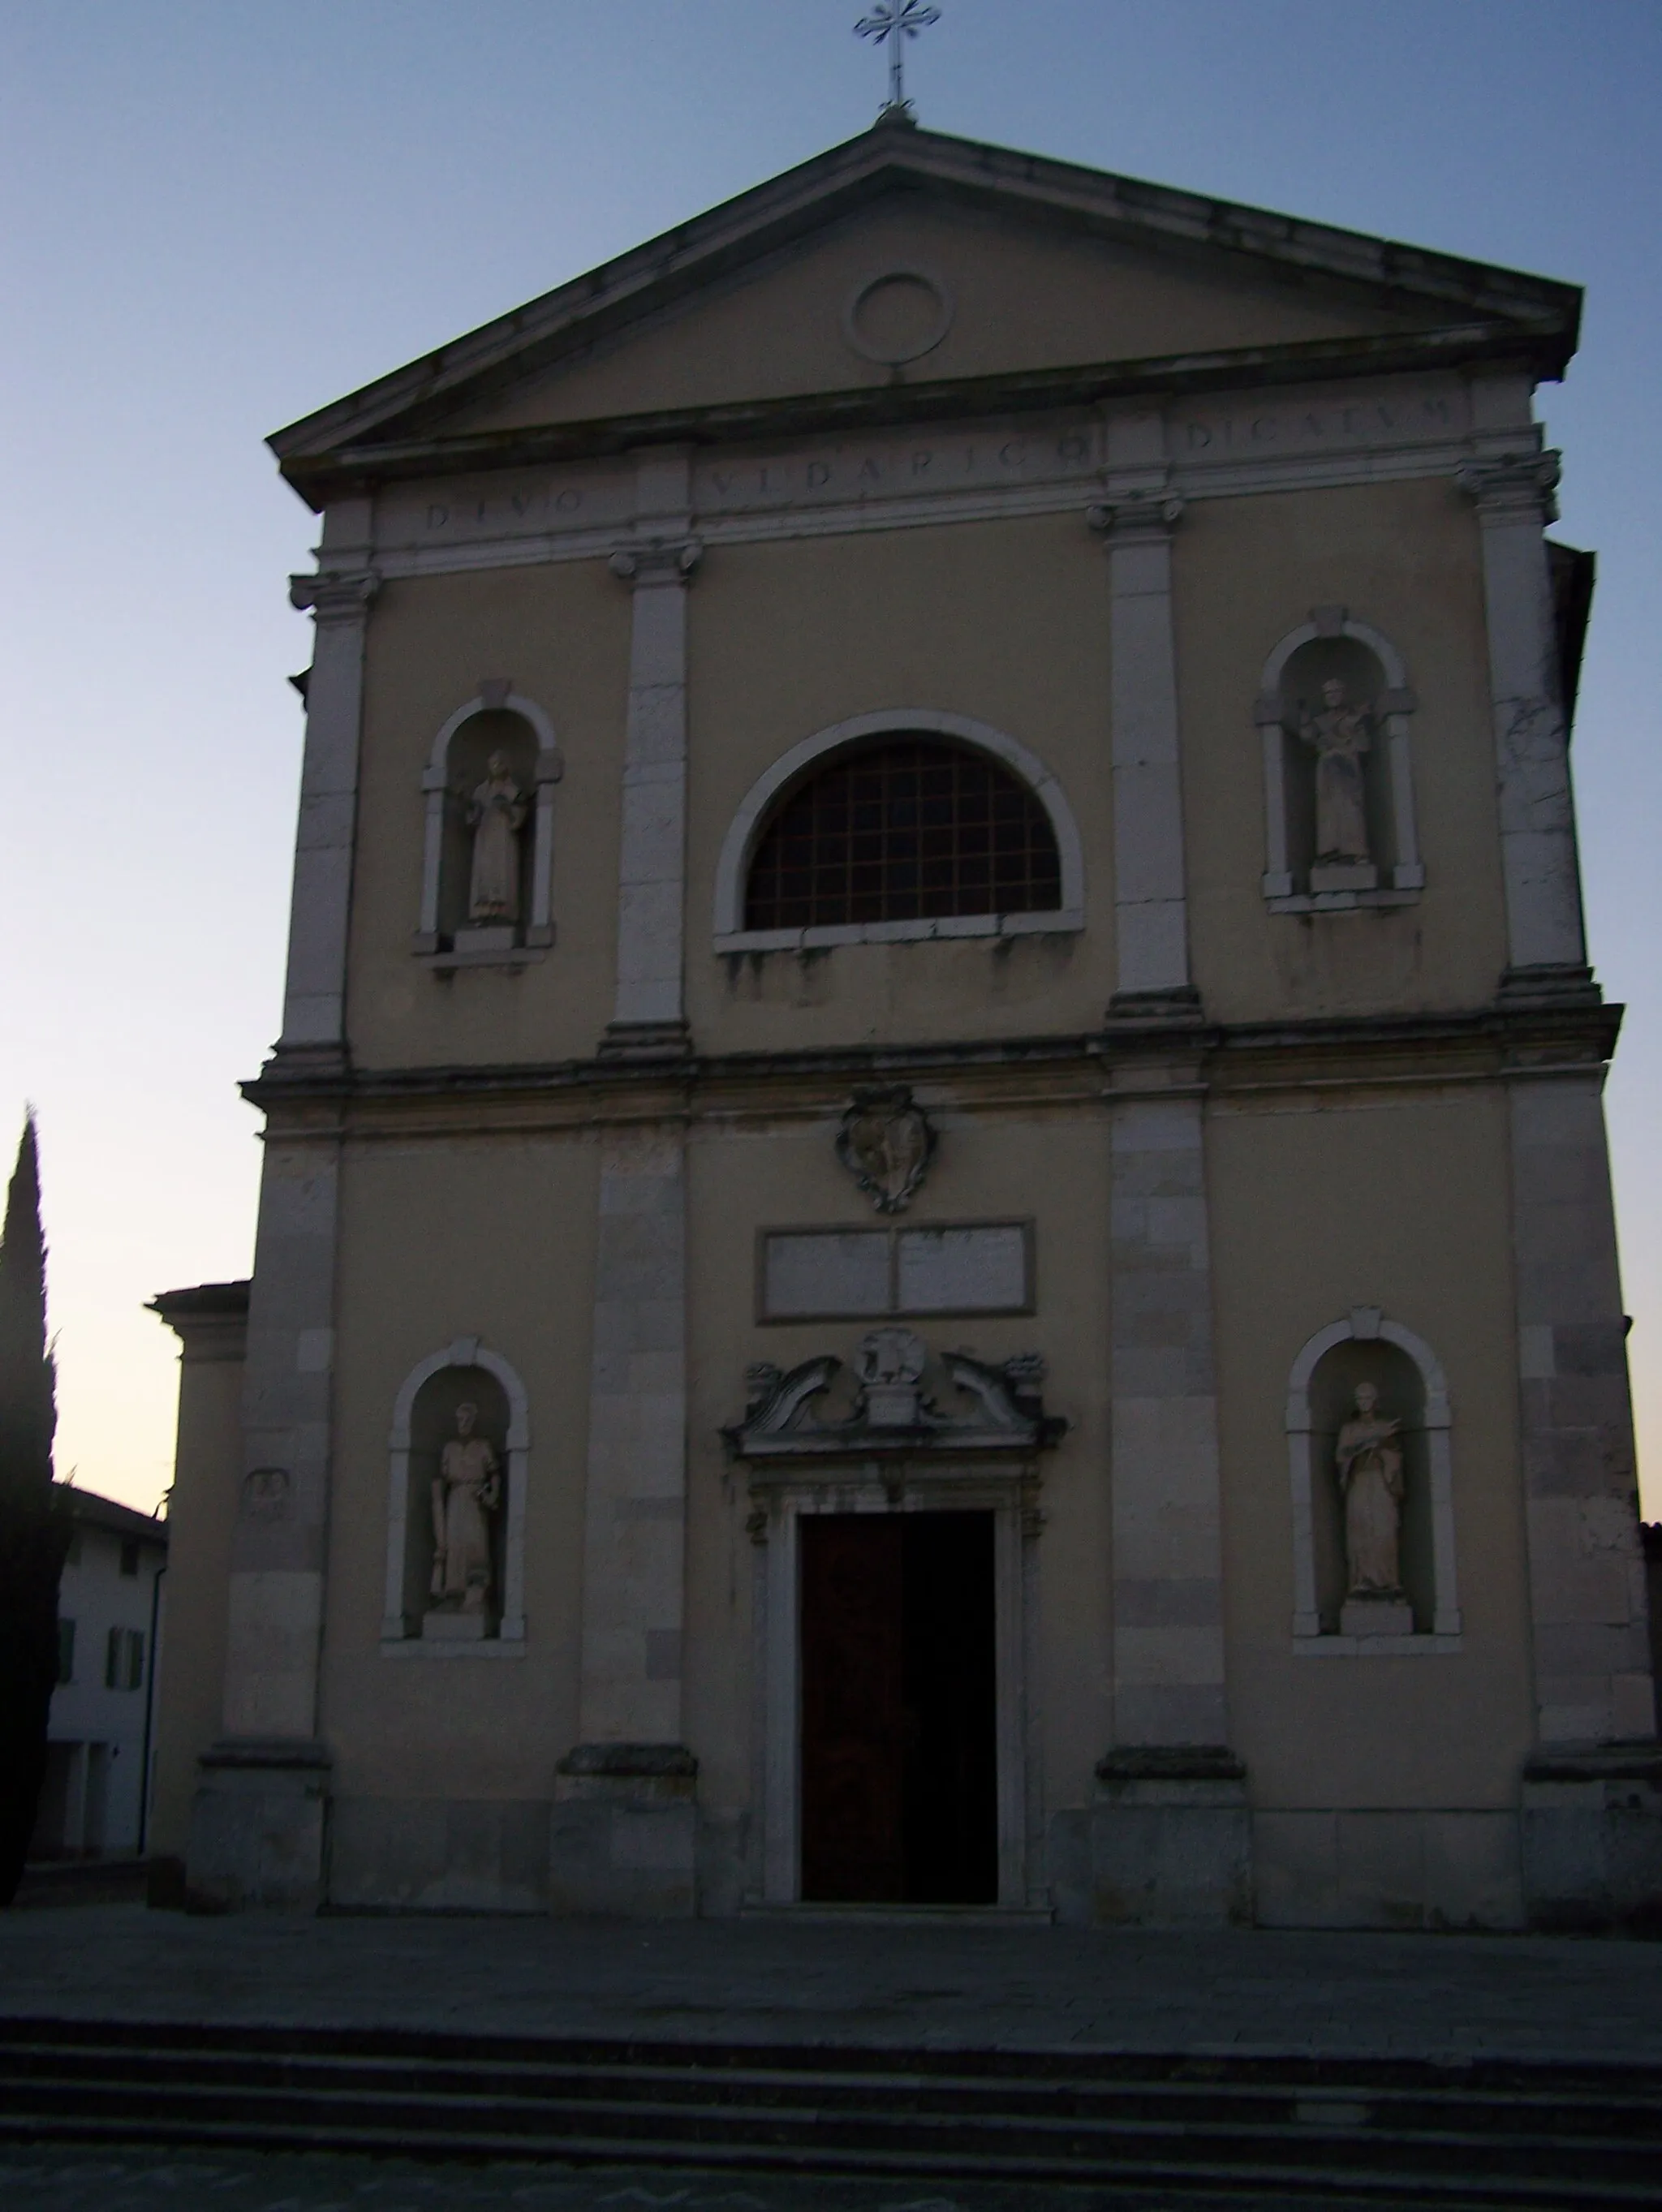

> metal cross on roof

[{"left": 855, "top": 1, "right": 941, "bottom": 120}]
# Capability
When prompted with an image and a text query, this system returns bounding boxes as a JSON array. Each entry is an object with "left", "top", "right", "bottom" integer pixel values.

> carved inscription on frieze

[{"left": 1173, "top": 377, "right": 1468, "bottom": 464}]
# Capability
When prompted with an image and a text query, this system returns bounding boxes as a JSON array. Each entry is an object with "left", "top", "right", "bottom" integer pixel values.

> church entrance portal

[{"left": 799, "top": 1511, "right": 997, "bottom": 1904}]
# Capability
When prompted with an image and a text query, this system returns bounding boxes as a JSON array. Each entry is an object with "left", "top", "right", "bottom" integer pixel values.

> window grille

[{"left": 744, "top": 738, "right": 1061, "bottom": 932}]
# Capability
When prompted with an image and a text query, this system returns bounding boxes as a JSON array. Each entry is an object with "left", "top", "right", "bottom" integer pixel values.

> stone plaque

[
  {"left": 760, "top": 1224, "right": 1031, "bottom": 1321},
  {"left": 897, "top": 1225, "right": 1028, "bottom": 1315},
  {"left": 762, "top": 1231, "right": 890, "bottom": 1320}
]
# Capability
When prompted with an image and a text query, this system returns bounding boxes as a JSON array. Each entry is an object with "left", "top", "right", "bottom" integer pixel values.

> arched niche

[
  {"left": 381, "top": 1336, "right": 529, "bottom": 1650},
  {"left": 1285, "top": 1307, "right": 1459, "bottom": 1648},
  {"left": 712, "top": 709, "right": 1085, "bottom": 951},
  {"left": 1254, "top": 611, "right": 1423, "bottom": 913},
  {"left": 413, "top": 688, "right": 563, "bottom": 960}
]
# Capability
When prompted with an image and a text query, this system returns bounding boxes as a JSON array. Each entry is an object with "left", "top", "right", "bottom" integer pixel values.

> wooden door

[{"left": 799, "top": 1515, "right": 905, "bottom": 1901}]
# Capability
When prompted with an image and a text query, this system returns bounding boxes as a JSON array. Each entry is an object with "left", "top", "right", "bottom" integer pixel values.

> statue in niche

[
  {"left": 466, "top": 751, "right": 528, "bottom": 923},
  {"left": 1335, "top": 1382, "right": 1405, "bottom": 1599},
  {"left": 428, "top": 1401, "right": 500, "bottom": 1614},
  {"left": 1296, "top": 678, "right": 1374, "bottom": 866}
]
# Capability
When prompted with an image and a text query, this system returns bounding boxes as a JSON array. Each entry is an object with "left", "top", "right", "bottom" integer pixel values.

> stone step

[{"left": 0, "top": 2020, "right": 1658, "bottom": 2206}]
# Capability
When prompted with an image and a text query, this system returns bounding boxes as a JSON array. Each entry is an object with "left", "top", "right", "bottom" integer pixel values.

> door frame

[{"left": 752, "top": 1466, "right": 1040, "bottom": 1909}]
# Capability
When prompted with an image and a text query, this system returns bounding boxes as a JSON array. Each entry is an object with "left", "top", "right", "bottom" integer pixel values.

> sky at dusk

[{"left": 3, "top": 0, "right": 1661, "bottom": 1516}]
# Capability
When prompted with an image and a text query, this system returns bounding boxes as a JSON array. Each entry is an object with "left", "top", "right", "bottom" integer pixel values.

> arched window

[{"left": 744, "top": 736, "right": 1062, "bottom": 932}]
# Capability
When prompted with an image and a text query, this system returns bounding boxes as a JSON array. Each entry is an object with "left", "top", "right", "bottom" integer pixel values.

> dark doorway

[{"left": 799, "top": 1511, "right": 997, "bottom": 1904}]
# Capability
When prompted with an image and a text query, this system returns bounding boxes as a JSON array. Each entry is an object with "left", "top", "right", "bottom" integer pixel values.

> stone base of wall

[
  {"left": 1254, "top": 1810, "right": 1523, "bottom": 1930},
  {"left": 1521, "top": 1745, "right": 1662, "bottom": 1932},
  {"left": 186, "top": 1739, "right": 330, "bottom": 1912},
  {"left": 329, "top": 1797, "right": 549, "bottom": 1912},
  {"left": 1080, "top": 1749, "right": 1252, "bottom": 1927},
  {"left": 548, "top": 1744, "right": 698, "bottom": 1917}
]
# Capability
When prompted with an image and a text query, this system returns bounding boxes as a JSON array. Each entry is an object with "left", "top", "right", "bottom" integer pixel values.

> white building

[{"left": 29, "top": 1489, "right": 167, "bottom": 1861}]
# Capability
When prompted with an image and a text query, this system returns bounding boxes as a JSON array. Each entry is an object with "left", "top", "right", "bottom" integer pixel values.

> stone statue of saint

[
  {"left": 1335, "top": 1382, "right": 1405, "bottom": 1598},
  {"left": 429, "top": 1401, "right": 500, "bottom": 1613},
  {"left": 1296, "top": 678, "right": 1373, "bottom": 864},
  {"left": 466, "top": 751, "right": 528, "bottom": 923}
]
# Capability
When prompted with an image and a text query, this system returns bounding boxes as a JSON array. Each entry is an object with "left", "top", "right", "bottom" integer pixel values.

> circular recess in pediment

[{"left": 842, "top": 267, "right": 954, "bottom": 366}]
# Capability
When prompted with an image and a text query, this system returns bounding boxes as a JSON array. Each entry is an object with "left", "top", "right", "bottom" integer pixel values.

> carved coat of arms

[{"left": 836, "top": 1085, "right": 936, "bottom": 1214}]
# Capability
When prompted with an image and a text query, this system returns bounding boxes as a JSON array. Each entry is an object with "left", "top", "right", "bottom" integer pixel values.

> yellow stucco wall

[
  {"left": 687, "top": 514, "right": 1113, "bottom": 1052},
  {"left": 318, "top": 1133, "right": 599, "bottom": 1798},
  {"left": 348, "top": 562, "right": 630, "bottom": 1074},
  {"left": 1176, "top": 479, "right": 1505, "bottom": 1022},
  {"left": 1211, "top": 1086, "right": 1534, "bottom": 1808}
]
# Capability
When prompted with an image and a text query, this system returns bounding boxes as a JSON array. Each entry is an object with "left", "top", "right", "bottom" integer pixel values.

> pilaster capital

[
  {"left": 1454, "top": 451, "right": 1561, "bottom": 524},
  {"left": 1087, "top": 495, "right": 1186, "bottom": 545},
  {"left": 289, "top": 570, "right": 380, "bottom": 625},
  {"left": 609, "top": 538, "right": 704, "bottom": 587}
]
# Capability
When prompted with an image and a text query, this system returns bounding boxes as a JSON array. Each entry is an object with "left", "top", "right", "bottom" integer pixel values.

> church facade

[{"left": 149, "top": 118, "right": 1661, "bottom": 1930}]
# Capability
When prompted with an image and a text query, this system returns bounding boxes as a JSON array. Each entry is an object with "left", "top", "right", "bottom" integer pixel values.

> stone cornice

[
  {"left": 240, "top": 1000, "right": 1623, "bottom": 1136},
  {"left": 282, "top": 325, "right": 1552, "bottom": 510}
]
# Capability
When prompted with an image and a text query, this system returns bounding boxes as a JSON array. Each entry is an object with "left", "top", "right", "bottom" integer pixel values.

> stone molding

[
  {"left": 711, "top": 708, "right": 1085, "bottom": 952},
  {"left": 1086, "top": 494, "right": 1185, "bottom": 542},
  {"left": 557, "top": 1742, "right": 698, "bottom": 1779},
  {"left": 1455, "top": 450, "right": 1562, "bottom": 525},
  {"left": 608, "top": 539, "right": 704, "bottom": 586},
  {"left": 724, "top": 1330, "right": 1065, "bottom": 1463},
  {"left": 237, "top": 998, "right": 1625, "bottom": 1139},
  {"left": 381, "top": 1335, "right": 531, "bottom": 1649},
  {"left": 1284, "top": 1307, "right": 1461, "bottom": 1645},
  {"left": 287, "top": 569, "right": 379, "bottom": 624}
]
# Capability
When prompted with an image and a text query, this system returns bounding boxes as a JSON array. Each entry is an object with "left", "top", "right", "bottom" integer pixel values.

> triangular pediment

[{"left": 272, "top": 121, "right": 1578, "bottom": 507}]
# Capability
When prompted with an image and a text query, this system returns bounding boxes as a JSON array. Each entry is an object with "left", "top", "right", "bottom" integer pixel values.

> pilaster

[
  {"left": 1091, "top": 1049, "right": 1246, "bottom": 1923},
  {"left": 187, "top": 506, "right": 375, "bottom": 1909},
  {"left": 1455, "top": 450, "right": 1592, "bottom": 999},
  {"left": 278, "top": 501, "right": 378, "bottom": 1053},
  {"left": 556, "top": 1122, "right": 695, "bottom": 1913},
  {"left": 1089, "top": 493, "right": 1198, "bottom": 1018},
  {"left": 604, "top": 449, "right": 700, "bottom": 1059},
  {"left": 1508, "top": 1061, "right": 1661, "bottom": 1926}
]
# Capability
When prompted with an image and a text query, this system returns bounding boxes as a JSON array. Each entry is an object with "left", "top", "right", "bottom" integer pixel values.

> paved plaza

[
  {"left": 0, "top": 2145, "right": 1423, "bottom": 2212},
  {"left": 2, "top": 1904, "right": 1660, "bottom": 2064}
]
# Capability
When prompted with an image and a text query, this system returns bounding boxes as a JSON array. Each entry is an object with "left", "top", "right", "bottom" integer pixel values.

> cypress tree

[{"left": 0, "top": 1115, "right": 71, "bottom": 1904}]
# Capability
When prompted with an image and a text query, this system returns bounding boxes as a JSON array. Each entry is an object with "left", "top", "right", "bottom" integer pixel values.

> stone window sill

[
  {"left": 716, "top": 909, "right": 1083, "bottom": 955},
  {"left": 1266, "top": 891, "right": 1423, "bottom": 916},
  {"left": 1293, "top": 1632, "right": 1462, "bottom": 1657},
  {"left": 414, "top": 948, "right": 547, "bottom": 972},
  {"left": 379, "top": 1637, "right": 527, "bottom": 1659}
]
